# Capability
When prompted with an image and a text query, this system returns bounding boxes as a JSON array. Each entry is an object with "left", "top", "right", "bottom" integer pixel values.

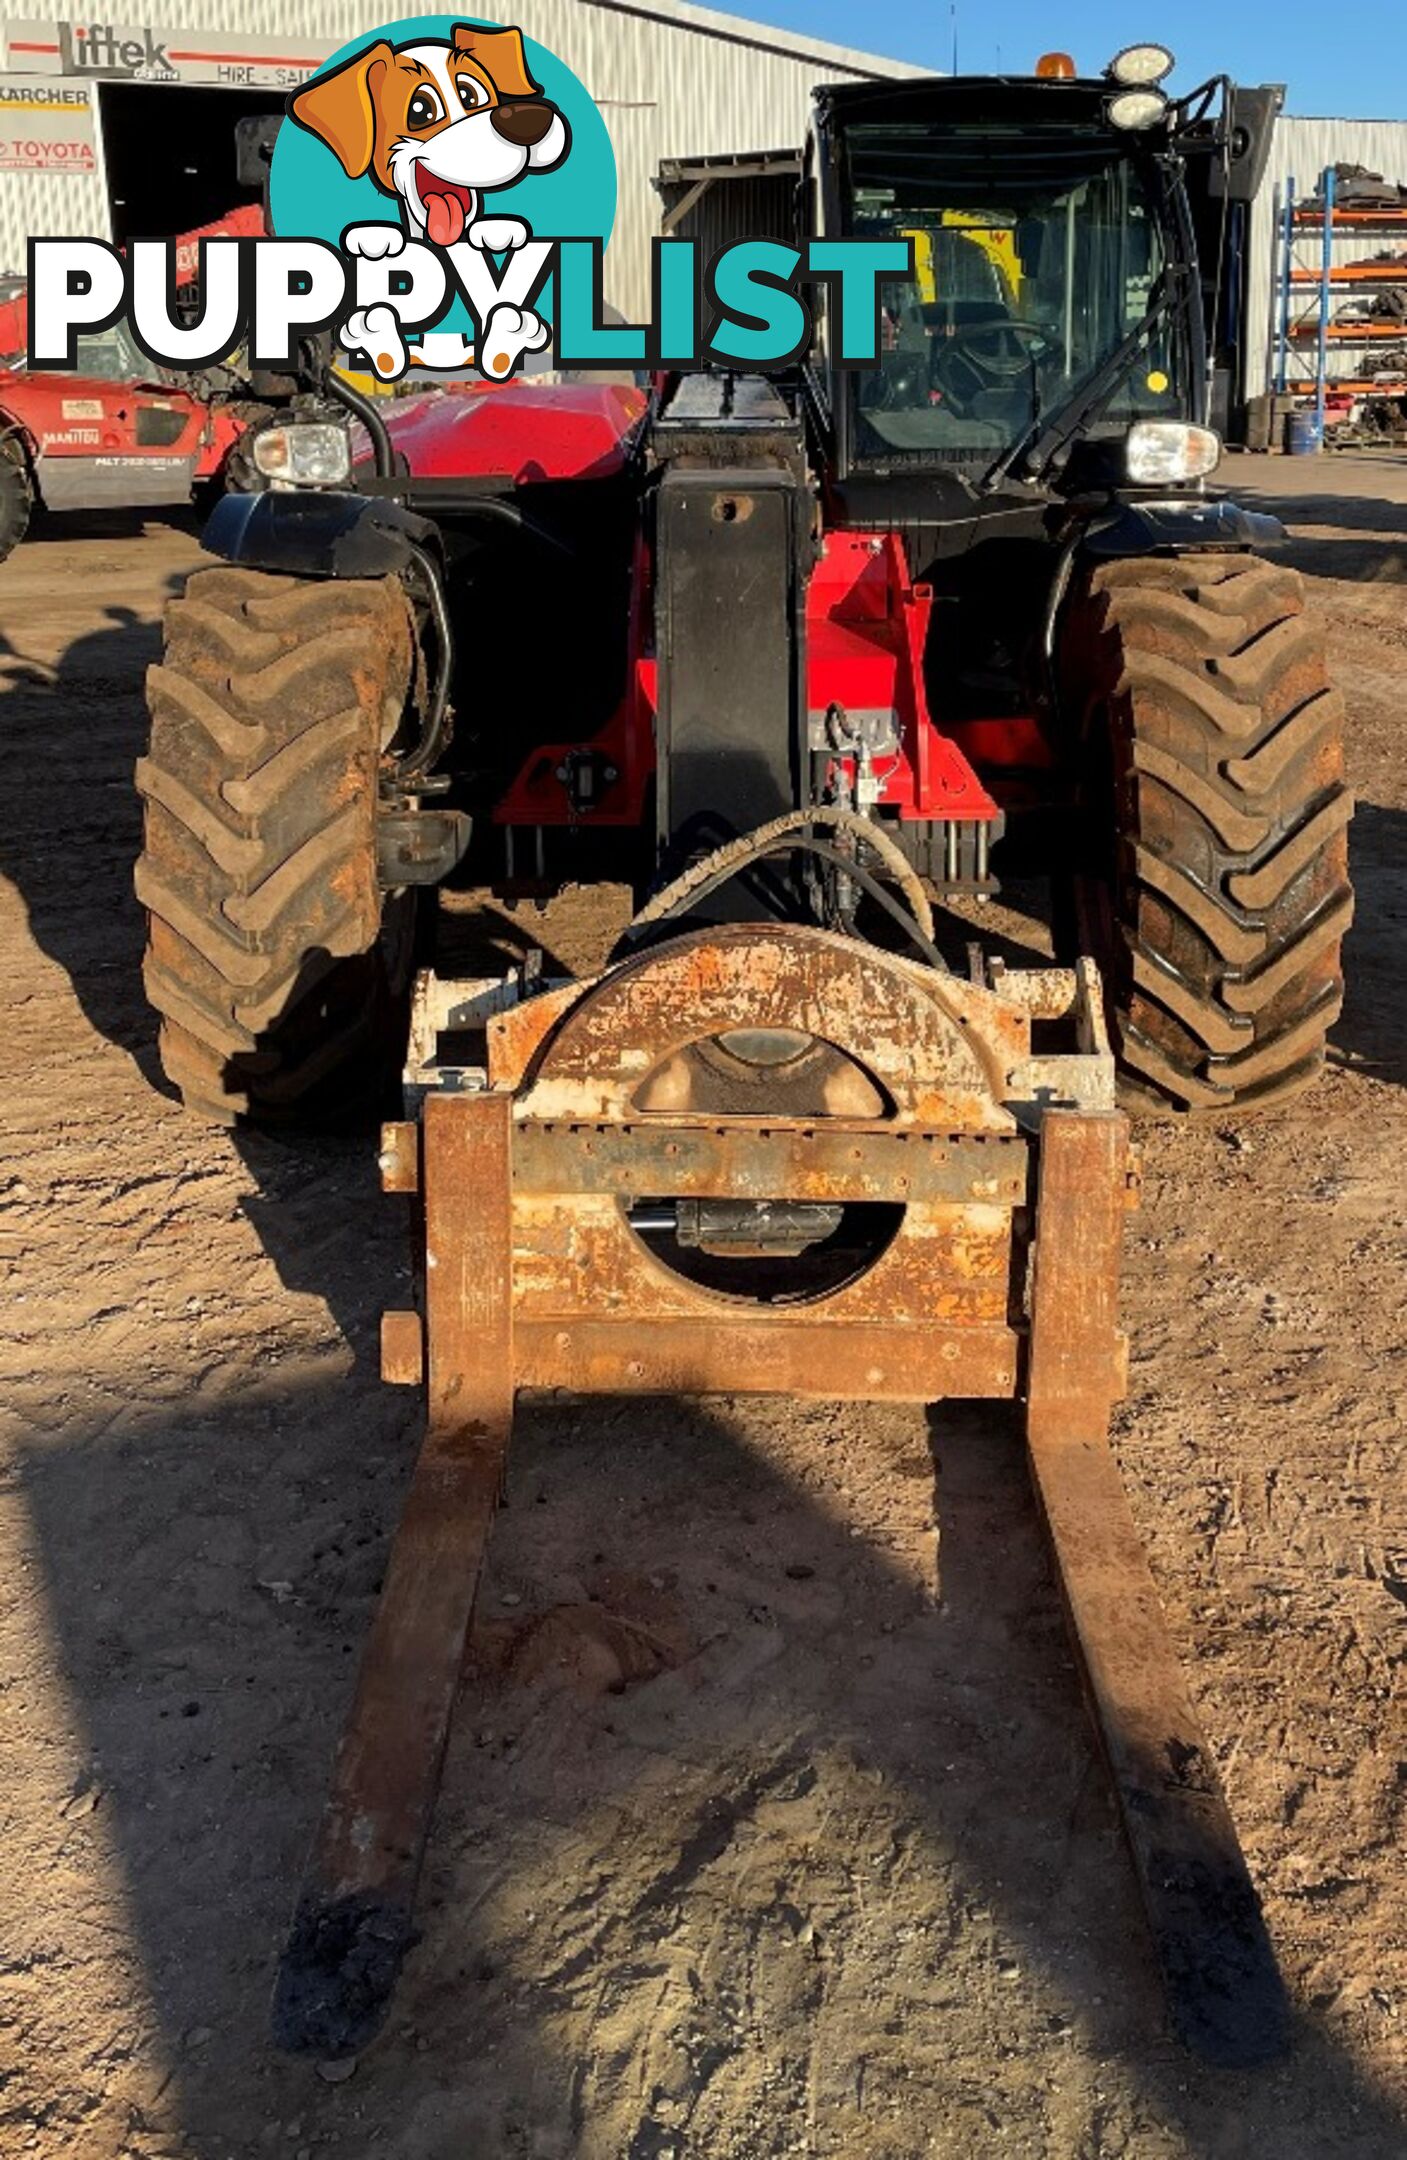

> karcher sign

[{"left": 0, "top": 78, "right": 96, "bottom": 170}]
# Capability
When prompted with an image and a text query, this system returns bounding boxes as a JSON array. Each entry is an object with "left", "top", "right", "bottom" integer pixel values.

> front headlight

[
  {"left": 1126, "top": 420, "right": 1221, "bottom": 485},
  {"left": 251, "top": 422, "right": 351, "bottom": 489}
]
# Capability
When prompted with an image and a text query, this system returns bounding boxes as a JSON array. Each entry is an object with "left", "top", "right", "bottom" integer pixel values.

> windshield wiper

[{"left": 978, "top": 272, "right": 1177, "bottom": 495}]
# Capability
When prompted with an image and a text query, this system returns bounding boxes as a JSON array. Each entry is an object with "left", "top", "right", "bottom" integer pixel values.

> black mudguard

[
  {"left": 202, "top": 488, "right": 439, "bottom": 580},
  {"left": 1080, "top": 497, "right": 1288, "bottom": 559}
]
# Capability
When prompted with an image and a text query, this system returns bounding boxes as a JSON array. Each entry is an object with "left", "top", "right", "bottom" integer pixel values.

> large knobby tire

[
  {"left": 135, "top": 566, "right": 416, "bottom": 1126},
  {"left": 1061, "top": 551, "right": 1353, "bottom": 1117},
  {"left": 0, "top": 438, "right": 34, "bottom": 563}
]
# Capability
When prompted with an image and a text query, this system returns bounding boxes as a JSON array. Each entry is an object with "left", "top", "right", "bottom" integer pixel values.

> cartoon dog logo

[
  {"left": 291, "top": 23, "right": 568, "bottom": 248},
  {"left": 290, "top": 23, "right": 569, "bottom": 375}
]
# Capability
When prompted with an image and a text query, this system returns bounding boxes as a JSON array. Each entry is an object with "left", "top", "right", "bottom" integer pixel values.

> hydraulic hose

[
  {"left": 629, "top": 807, "right": 937, "bottom": 945},
  {"left": 623, "top": 808, "right": 948, "bottom": 973}
]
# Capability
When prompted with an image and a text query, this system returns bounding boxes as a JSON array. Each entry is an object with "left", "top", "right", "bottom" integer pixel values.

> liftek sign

[
  {"left": 25, "top": 15, "right": 911, "bottom": 383},
  {"left": 57, "top": 22, "right": 176, "bottom": 77},
  {"left": 7, "top": 21, "right": 327, "bottom": 88},
  {"left": 0, "top": 79, "right": 96, "bottom": 170}
]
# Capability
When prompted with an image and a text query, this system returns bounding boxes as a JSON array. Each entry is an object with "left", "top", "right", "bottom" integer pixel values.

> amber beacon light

[{"left": 1035, "top": 51, "right": 1077, "bottom": 78}]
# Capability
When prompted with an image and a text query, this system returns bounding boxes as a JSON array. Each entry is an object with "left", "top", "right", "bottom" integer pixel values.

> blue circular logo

[
  {"left": 269, "top": 15, "right": 615, "bottom": 365},
  {"left": 272, "top": 14, "right": 613, "bottom": 248}
]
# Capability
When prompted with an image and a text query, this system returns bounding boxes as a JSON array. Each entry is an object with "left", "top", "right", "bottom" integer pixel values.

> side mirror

[{"left": 1211, "top": 84, "right": 1284, "bottom": 203}]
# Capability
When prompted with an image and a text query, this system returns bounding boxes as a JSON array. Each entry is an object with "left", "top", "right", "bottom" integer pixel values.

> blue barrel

[{"left": 1284, "top": 409, "right": 1323, "bottom": 455}]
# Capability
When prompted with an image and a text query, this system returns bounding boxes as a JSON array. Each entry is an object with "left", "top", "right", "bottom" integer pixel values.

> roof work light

[
  {"left": 1105, "top": 41, "right": 1175, "bottom": 126},
  {"left": 1108, "top": 43, "right": 1176, "bottom": 84},
  {"left": 1108, "top": 87, "right": 1170, "bottom": 129}
]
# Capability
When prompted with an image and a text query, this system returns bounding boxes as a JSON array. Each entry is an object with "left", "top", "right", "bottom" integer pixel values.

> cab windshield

[
  {"left": 0, "top": 312, "right": 156, "bottom": 381},
  {"left": 72, "top": 320, "right": 152, "bottom": 380},
  {"left": 841, "top": 121, "right": 1182, "bottom": 468}
]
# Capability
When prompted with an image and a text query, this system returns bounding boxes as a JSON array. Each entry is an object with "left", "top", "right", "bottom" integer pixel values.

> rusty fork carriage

[{"left": 271, "top": 924, "right": 1288, "bottom": 2070}]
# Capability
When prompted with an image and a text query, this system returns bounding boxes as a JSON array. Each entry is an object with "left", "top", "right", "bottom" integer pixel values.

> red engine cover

[
  {"left": 495, "top": 521, "right": 1003, "bottom": 835},
  {"left": 806, "top": 529, "right": 998, "bottom": 823},
  {"left": 378, "top": 379, "right": 647, "bottom": 485}
]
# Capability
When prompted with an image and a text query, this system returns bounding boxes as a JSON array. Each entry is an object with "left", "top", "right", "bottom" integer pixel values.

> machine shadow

[
  {"left": 1331, "top": 800, "right": 1407, "bottom": 1090},
  {"left": 11, "top": 1375, "right": 1407, "bottom": 2155},
  {"left": 0, "top": 584, "right": 173, "bottom": 1093},
  {"left": 0, "top": 575, "right": 408, "bottom": 1363},
  {"left": 1231, "top": 477, "right": 1407, "bottom": 582}
]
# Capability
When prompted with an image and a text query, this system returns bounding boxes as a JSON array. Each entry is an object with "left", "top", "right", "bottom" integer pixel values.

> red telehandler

[
  {"left": 0, "top": 204, "right": 267, "bottom": 560},
  {"left": 135, "top": 53, "right": 1346, "bottom": 2070}
]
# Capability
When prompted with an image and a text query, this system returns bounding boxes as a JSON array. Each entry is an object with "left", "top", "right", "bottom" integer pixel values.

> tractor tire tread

[
  {"left": 1065, "top": 552, "right": 1352, "bottom": 1116},
  {"left": 136, "top": 565, "right": 415, "bottom": 1126},
  {"left": 0, "top": 438, "right": 35, "bottom": 563}
]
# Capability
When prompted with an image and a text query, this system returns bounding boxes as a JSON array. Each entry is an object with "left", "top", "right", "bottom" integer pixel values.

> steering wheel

[{"left": 932, "top": 320, "right": 1057, "bottom": 413}]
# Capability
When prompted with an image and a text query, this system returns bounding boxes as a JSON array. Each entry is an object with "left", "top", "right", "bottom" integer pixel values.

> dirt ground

[{"left": 1, "top": 450, "right": 1403, "bottom": 2160}]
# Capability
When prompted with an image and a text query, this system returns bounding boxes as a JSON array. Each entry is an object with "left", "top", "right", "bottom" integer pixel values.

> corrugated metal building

[
  {"left": 1246, "top": 113, "right": 1407, "bottom": 398},
  {"left": 6, "top": 24, "right": 1402, "bottom": 405},
  {"left": 0, "top": 2, "right": 921, "bottom": 321}
]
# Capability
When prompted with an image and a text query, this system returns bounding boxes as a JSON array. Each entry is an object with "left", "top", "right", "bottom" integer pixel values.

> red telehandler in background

[{"left": 0, "top": 203, "right": 267, "bottom": 561}]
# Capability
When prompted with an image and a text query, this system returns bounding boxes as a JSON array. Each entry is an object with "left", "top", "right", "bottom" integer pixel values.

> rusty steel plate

[
  {"left": 510, "top": 1193, "right": 1016, "bottom": 1330},
  {"left": 510, "top": 1121, "right": 1028, "bottom": 1206},
  {"left": 515, "top": 1316, "right": 1020, "bottom": 1400},
  {"left": 497, "top": 924, "right": 1029, "bottom": 1130}
]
